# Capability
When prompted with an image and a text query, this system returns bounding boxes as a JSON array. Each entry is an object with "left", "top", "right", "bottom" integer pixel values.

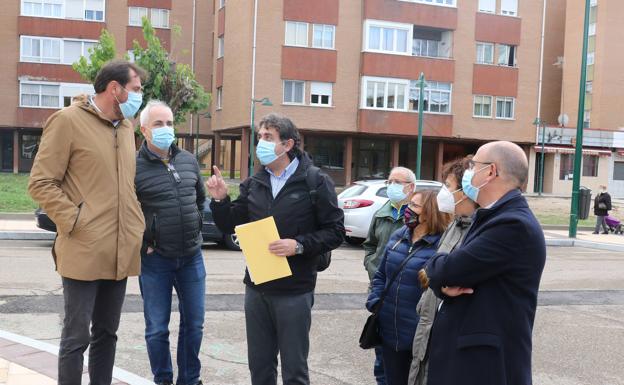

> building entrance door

[{"left": 0, "top": 132, "right": 14, "bottom": 172}]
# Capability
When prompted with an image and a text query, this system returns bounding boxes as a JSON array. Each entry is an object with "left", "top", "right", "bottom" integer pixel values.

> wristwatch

[{"left": 295, "top": 241, "right": 304, "bottom": 255}]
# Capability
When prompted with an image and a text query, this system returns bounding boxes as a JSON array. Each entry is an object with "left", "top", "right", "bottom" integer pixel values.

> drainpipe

[{"left": 536, "top": 0, "right": 547, "bottom": 145}]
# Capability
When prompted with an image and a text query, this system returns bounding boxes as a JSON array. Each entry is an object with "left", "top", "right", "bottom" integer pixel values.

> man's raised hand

[{"left": 205, "top": 166, "right": 228, "bottom": 201}]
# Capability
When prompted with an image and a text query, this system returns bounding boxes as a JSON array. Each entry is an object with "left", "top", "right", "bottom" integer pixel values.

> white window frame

[
  {"left": 20, "top": 36, "right": 97, "bottom": 65},
  {"left": 587, "top": 52, "right": 595, "bottom": 65},
  {"left": 150, "top": 8, "right": 170, "bottom": 29},
  {"left": 473, "top": 95, "right": 493, "bottom": 118},
  {"left": 397, "top": 0, "right": 456, "bottom": 8},
  {"left": 409, "top": 80, "right": 452, "bottom": 114},
  {"left": 500, "top": 0, "right": 518, "bottom": 17},
  {"left": 128, "top": 7, "right": 148, "bottom": 27},
  {"left": 478, "top": 0, "right": 496, "bottom": 13},
  {"left": 285, "top": 21, "right": 309, "bottom": 47},
  {"left": 19, "top": 81, "right": 94, "bottom": 109},
  {"left": 497, "top": 44, "right": 517, "bottom": 67},
  {"left": 217, "top": 36, "right": 224, "bottom": 58},
  {"left": 588, "top": 23, "right": 596, "bottom": 36},
  {"left": 83, "top": 0, "right": 105, "bottom": 22},
  {"left": 476, "top": 42, "right": 494, "bottom": 64},
  {"left": 283, "top": 80, "right": 306, "bottom": 105},
  {"left": 495, "top": 97, "right": 515, "bottom": 120},
  {"left": 312, "top": 24, "right": 335, "bottom": 50},
  {"left": 361, "top": 76, "right": 410, "bottom": 111},
  {"left": 363, "top": 19, "right": 412, "bottom": 56},
  {"left": 216, "top": 87, "right": 223, "bottom": 110},
  {"left": 310, "top": 82, "right": 333, "bottom": 107},
  {"left": 219, "top": 0, "right": 225, "bottom": 9},
  {"left": 412, "top": 38, "right": 441, "bottom": 58},
  {"left": 21, "top": 0, "right": 64, "bottom": 19}
]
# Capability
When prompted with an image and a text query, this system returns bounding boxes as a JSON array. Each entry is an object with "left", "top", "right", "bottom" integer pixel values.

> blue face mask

[
  {"left": 461, "top": 165, "right": 490, "bottom": 203},
  {"left": 116, "top": 88, "right": 143, "bottom": 119},
  {"left": 151, "top": 126, "right": 175, "bottom": 150},
  {"left": 256, "top": 139, "right": 286, "bottom": 166},
  {"left": 387, "top": 183, "right": 408, "bottom": 204}
]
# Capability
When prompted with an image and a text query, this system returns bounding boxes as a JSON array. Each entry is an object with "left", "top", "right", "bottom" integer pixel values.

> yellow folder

[{"left": 235, "top": 216, "right": 292, "bottom": 284}]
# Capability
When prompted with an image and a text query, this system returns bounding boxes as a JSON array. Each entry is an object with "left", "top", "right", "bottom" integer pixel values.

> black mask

[{"left": 404, "top": 207, "right": 420, "bottom": 229}]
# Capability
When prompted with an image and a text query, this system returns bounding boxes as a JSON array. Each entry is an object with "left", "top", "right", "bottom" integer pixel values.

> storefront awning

[{"left": 534, "top": 146, "right": 611, "bottom": 156}]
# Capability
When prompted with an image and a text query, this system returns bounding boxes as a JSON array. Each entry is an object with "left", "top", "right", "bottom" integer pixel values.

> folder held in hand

[{"left": 235, "top": 216, "right": 292, "bottom": 284}]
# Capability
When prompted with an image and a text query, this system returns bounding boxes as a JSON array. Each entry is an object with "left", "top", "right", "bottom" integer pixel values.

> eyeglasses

[
  {"left": 467, "top": 159, "right": 494, "bottom": 170},
  {"left": 384, "top": 180, "right": 412, "bottom": 186}
]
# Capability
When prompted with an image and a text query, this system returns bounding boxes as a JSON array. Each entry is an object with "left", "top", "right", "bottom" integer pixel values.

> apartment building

[
  {"left": 211, "top": 0, "right": 560, "bottom": 187},
  {"left": 0, "top": 0, "right": 214, "bottom": 173},
  {"left": 535, "top": 0, "right": 624, "bottom": 197}
]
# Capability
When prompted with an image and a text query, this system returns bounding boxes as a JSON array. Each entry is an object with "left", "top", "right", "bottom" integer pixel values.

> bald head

[{"left": 479, "top": 141, "right": 528, "bottom": 189}]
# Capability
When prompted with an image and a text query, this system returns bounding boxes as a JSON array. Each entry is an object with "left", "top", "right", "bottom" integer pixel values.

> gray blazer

[{"left": 408, "top": 216, "right": 472, "bottom": 385}]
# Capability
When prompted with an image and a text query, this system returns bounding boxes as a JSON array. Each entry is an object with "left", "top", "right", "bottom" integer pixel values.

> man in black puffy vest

[
  {"left": 135, "top": 100, "right": 206, "bottom": 385},
  {"left": 206, "top": 113, "right": 345, "bottom": 385}
]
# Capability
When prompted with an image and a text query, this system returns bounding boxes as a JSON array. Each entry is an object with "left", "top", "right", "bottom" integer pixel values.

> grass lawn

[
  {"left": 534, "top": 213, "right": 595, "bottom": 227},
  {"left": 0, "top": 173, "right": 38, "bottom": 213}
]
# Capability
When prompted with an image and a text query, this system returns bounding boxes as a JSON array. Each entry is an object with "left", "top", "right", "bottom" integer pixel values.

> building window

[
  {"left": 363, "top": 77, "right": 408, "bottom": 110},
  {"left": 399, "top": 0, "right": 456, "bottom": 6},
  {"left": 310, "top": 82, "right": 332, "bottom": 106},
  {"left": 409, "top": 80, "right": 451, "bottom": 114},
  {"left": 473, "top": 95, "right": 492, "bottom": 118},
  {"left": 151, "top": 8, "right": 169, "bottom": 28},
  {"left": 582, "top": 155, "right": 599, "bottom": 177},
  {"left": 283, "top": 80, "right": 305, "bottom": 104},
  {"left": 305, "top": 137, "right": 344, "bottom": 170},
  {"left": 285, "top": 21, "right": 308, "bottom": 47},
  {"left": 20, "top": 36, "right": 61, "bottom": 63},
  {"left": 128, "top": 7, "right": 147, "bottom": 26},
  {"left": 501, "top": 0, "right": 518, "bottom": 16},
  {"left": 365, "top": 20, "right": 411, "bottom": 55},
  {"left": 497, "top": 44, "right": 517, "bottom": 66},
  {"left": 219, "top": 0, "right": 225, "bottom": 8},
  {"left": 20, "top": 83, "right": 60, "bottom": 108},
  {"left": 583, "top": 110, "right": 591, "bottom": 128},
  {"left": 312, "top": 24, "right": 335, "bottom": 49},
  {"left": 63, "top": 40, "right": 96, "bottom": 64},
  {"left": 588, "top": 23, "right": 596, "bottom": 36},
  {"left": 586, "top": 81, "right": 593, "bottom": 93},
  {"left": 478, "top": 0, "right": 495, "bottom": 13},
  {"left": 560, "top": 154, "right": 574, "bottom": 180},
  {"left": 476, "top": 42, "right": 494, "bottom": 64},
  {"left": 21, "top": 135, "right": 41, "bottom": 159},
  {"left": 613, "top": 162, "right": 624, "bottom": 181},
  {"left": 21, "top": 0, "right": 63, "bottom": 18},
  {"left": 495, "top": 97, "right": 515, "bottom": 119},
  {"left": 587, "top": 52, "right": 595, "bottom": 65},
  {"left": 84, "top": 0, "right": 104, "bottom": 21},
  {"left": 216, "top": 87, "right": 223, "bottom": 110},
  {"left": 217, "top": 36, "right": 224, "bottom": 58}
]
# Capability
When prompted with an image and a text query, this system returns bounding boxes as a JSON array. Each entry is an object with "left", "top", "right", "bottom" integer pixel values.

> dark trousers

[
  {"left": 381, "top": 345, "right": 412, "bottom": 385},
  {"left": 244, "top": 286, "right": 314, "bottom": 385},
  {"left": 58, "top": 277, "right": 127, "bottom": 385},
  {"left": 374, "top": 346, "right": 386, "bottom": 385},
  {"left": 595, "top": 215, "right": 609, "bottom": 233},
  {"left": 139, "top": 250, "right": 206, "bottom": 385}
]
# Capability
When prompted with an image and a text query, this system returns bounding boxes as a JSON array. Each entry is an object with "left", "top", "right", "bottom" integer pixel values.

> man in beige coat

[{"left": 28, "top": 60, "right": 147, "bottom": 385}]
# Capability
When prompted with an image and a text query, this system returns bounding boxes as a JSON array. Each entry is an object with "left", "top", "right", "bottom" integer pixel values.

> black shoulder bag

[
  {"left": 306, "top": 166, "right": 332, "bottom": 271},
  {"left": 359, "top": 244, "right": 425, "bottom": 349}
]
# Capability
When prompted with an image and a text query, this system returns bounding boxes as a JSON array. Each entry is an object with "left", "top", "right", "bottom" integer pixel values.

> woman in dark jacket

[
  {"left": 366, "top": 190, "right": 452, "bottom": 385},
  {"left": 593, "top": 185, "right": 612, "bottom": 234}
]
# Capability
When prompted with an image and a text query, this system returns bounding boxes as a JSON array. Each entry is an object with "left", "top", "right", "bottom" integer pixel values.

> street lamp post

[
  {"left": 569, "top": 0, "right": 591, "bottom": 238},
  {"left": 533, "top": 117, "right": 546, "bottom": 196},
  {"left": 414, "top": 72, "right": 427, "bottom": 180},
  {"left": 249, "top": 97, "right": 273, "bottom": 177}
]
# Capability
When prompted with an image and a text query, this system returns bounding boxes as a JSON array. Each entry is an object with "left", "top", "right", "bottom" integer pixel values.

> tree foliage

[{"left": 73, "top": 18, "right": 210, "bottom": 125}]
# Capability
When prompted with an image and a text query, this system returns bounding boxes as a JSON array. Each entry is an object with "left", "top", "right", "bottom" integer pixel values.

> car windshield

[
  {"left": 376, "top": 187, "right": 388, "bottom": 198},
  {"left": 339, "top": 185, "right": 367, "bottom": 199}
]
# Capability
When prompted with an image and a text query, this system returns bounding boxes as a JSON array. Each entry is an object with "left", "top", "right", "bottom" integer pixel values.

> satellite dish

[{"left": 558, "top": 114, "right": 569, "bottom": 127}]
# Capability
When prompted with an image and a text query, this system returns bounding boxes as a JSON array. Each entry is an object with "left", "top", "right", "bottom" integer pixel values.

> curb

[
  {"left": 545, "top": 238, "right": 624, "bottom": 252},
  {"left": 0, "top": 231, "right": 55, "bottom": 240},
  {"left": 0, "top": 329, "right": 154, "bottom": 385}
]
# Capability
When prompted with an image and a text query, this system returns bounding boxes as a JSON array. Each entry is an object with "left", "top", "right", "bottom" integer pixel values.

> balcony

[{"left": 412, "top": 26, "right": 452, "bottom": 59}]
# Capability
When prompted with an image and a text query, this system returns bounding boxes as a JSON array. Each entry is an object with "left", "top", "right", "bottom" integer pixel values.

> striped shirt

[{"left": 266, "top": 157, "right": 300, "bottom": 198}]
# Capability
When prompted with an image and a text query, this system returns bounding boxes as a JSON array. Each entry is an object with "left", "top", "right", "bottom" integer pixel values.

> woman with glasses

[
  {"left": 408, "top": 156, "right": 478, "bottom": 385},
  {"left": 366, "top": 190, "right": 452, "bottom": 385}
]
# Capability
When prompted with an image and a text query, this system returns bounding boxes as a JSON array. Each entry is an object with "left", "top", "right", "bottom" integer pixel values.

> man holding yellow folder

[{"left": 206, "top": 113, "right": 345, "bottom": 385}]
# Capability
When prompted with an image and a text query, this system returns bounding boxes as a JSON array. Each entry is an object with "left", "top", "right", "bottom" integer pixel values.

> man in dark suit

[{"left": 425, "top": 141, "right": 546, "bottom": 385}]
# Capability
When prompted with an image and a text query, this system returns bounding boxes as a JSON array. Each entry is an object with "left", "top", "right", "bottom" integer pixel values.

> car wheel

[
  {"left": 345, "top": 236, "right": 365, "bottom": 246},
  {"left": 223, "top": 233, "right": 241, "bottom": 251}
]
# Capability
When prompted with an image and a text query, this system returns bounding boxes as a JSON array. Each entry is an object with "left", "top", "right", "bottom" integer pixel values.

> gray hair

[
  {"left": 390, "top": 166, "right": 417, "bottom": 184},
  {"left": 258, "top": 113, "right": 302, "bottom": 159},
  {"left": 139, "top": 100, "right": 172, "bottom": 126}
]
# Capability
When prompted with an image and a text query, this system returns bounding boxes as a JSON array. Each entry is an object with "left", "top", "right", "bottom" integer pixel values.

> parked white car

[{"left": 338, "top": 179, "right": 443, "bottom": 244}]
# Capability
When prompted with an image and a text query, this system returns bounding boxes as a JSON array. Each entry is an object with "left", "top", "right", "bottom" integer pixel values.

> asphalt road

[{"left": 0, "top": 241, "right": 623, "bottom": 385}]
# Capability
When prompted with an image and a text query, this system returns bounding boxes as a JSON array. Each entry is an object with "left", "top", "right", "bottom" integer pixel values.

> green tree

[{"left": 73, "top": 18, "right": 210, "bottom": 125}]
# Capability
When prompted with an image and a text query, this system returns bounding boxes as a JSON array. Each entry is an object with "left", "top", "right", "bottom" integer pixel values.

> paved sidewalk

[
  {"left": 544, "top": 228, "right": 624, "bottom": 251},
  {"left": 0, "top": 330, "right": 153, "bottom": 385}
]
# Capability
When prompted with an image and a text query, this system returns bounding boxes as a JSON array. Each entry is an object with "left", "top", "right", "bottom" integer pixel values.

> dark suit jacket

[{"left": 426, "top": 189, "right": 546, "bottom": 385}]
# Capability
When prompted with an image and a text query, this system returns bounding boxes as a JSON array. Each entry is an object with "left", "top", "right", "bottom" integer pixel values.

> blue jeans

[{"left": 139, "top": 250, "right": 206, "bottom": 385}]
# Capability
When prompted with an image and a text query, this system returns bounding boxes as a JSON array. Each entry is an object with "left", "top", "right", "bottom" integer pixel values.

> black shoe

[
  {"left": 592, "top": 231, "right": 599, "bottom": 234},
  {"left": 602, "top": 231, "right": 609, "bottom": 234}
]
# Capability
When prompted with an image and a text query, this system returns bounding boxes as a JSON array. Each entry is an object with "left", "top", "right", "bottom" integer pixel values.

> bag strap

[
  {"left": 306, "top": 166, "right": 321, "bottom": 206},
  {"left": 372, "top": 243, "right": 427, "bottom": 314}
]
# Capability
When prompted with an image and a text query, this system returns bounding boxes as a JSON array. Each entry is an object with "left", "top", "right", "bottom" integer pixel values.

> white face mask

[{"left": 436, "top": 185, "right": 463, "bottom": 215}]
